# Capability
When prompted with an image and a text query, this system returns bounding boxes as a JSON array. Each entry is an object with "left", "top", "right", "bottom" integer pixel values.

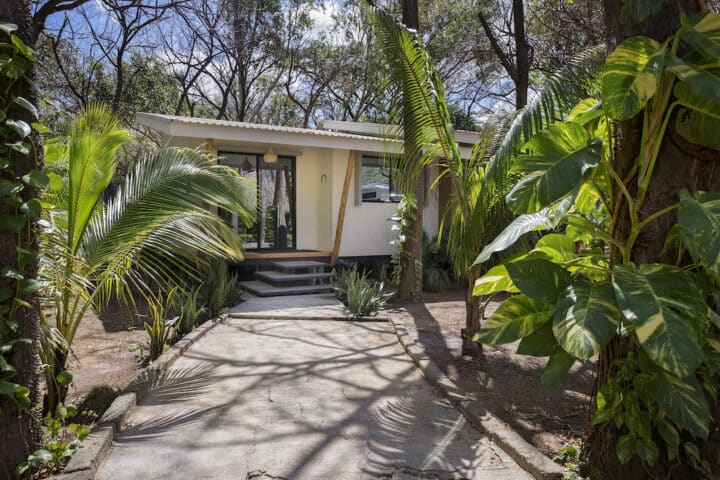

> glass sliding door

[{"left": 219, "top": 152, "right": 296, "bottom": 251}]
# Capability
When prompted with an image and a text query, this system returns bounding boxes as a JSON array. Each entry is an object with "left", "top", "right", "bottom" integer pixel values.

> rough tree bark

[
  {"left": 397, "top": 0, "right": 425, "bottom": 300},
  {"left": 0, "top": 0, "right": 42, "bottom": 475},
  {"left": 584, "top": 1, "right": 719, "bottom": 478}
]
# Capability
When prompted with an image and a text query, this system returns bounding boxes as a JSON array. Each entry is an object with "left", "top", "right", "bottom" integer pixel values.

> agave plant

[{"left": 39, "top": 105, "right": 255, "bottom": 411}]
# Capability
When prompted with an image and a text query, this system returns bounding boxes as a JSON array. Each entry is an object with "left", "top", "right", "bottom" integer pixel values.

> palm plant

[
  {"left": 39, "top": 105, "right": 255, "bottom": 411},
  {"left": 366, "top": 3, "right": 605, "bottom": 354}
]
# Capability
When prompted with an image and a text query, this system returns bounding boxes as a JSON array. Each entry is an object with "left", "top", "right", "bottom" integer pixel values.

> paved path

[{"left": 98, "top": 296, "right": 532, "bottom": 480}]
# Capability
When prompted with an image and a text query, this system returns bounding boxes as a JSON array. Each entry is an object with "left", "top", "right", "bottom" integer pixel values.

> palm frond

[
  {"left": 367, "top": 4, "right": 462, "bottom": 196},
  {"left": 483, "top": 45, "right": 606, "bottom": 191},
  {"left": 66, "top": 104, "right": 132, "bottom": 254},
  {"left": 83, "top": 147, "right": 256, "bottom": 302}
]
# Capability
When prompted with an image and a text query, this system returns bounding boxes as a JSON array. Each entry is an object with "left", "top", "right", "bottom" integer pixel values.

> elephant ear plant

[
  {"left": 39, "top": 104, "right": 256, "bottom": 412},
  {"left": 472, "top": 13, "right": 720, "bottom": 473}
]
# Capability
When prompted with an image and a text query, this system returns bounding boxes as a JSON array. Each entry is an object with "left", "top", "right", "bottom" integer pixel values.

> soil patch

[
  {"left": 64, "top": 305, "right": 146, "bottom": 417},
  {"left": 391, "top": 287, "right": 594, "bottom": 456}
]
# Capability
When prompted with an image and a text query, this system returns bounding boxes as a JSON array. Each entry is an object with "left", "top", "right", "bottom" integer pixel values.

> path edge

[
  {"left": 390, "top": 316, "right": 565, "bottom": 480},
  {"left": 48, "top": 315, "right": 228, "bottom": 480}
]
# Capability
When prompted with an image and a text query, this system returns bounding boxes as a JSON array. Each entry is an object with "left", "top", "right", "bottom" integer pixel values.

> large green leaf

[
  {"left": 602, "top": 37, "right": 663, "bottom": 120},
  {"left": 517, "top": 321, "right": 557, "bottom": 357},
  {"left": 647, "top": 372, "right": 711, "bottom": 438},
  {"left": 507, "top": 122, "right": 602, "bottom": 213},
  {"left": 506, "top": 257, "right": 571, "bottom": 304},
  {"left": 553, "top": 281, "right": 619, "bottom": 360},
  {"left": 669, "top": 58, "right": 720, "bottom": 119},
  {"left": 473, "top": 294, "right": 553, "bottom": 345},
  {"left": 612, "top": 264, "right": 704, "bottom": 377},
  {"left": 541, "top": 347, "right": 576, "bottom": 387},
  {"left": 474, "top": 195, "right": 574, "bottom": 265},
  {"left": 473, "top": 263, "right": 518, "bottom": 296},
  {"left": 679, "top": 189, "right": 720, "bottom": 271},
  {"left": 683, "top": 13, "right": 720, "bottom": 62},
  {"left": 675, "top": 108, "right": 720, "bottom": 150}
]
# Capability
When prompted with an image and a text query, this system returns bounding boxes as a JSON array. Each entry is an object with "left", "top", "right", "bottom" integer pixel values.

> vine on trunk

[{"left": 0, "top": 23, "right": 46, "bottom": 410}]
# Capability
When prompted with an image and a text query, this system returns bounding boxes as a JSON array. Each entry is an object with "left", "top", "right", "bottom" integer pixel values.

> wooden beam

[
  {"left": 331, "top": 150, "right": 356, "bottom": 266},
  {"left": 244, "top": 251, "right": 332, "bottom": 260},
  {"left": 205, "top": 138, "right": 216, "bottom": 156}
]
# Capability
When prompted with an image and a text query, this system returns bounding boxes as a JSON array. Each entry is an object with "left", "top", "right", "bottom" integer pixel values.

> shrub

[
  {"left": 334, "top": 267, "right": 392, "bottom": 317},
  {"left": 16, "top": 400, "right": 91, "bottom": 477},
  {"left": 143, "top": 290, "right": 178, "bottom": 361},
  {"left": 422, "top": 233, "right": 451, "bottom": 292},
  {"left": 200, "top": 258, "right": 245, "bottom": 318},
  {"left": 174, "top": 285, "right": 205, "bottom": 336}
]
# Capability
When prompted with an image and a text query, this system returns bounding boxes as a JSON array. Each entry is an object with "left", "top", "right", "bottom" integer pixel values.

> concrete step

[
  {"left": 255, "top": 270, "right": 335, "bottom": 286},
  {"left": 238, "top": 280, "right": 334, "bottom": 297},
  {"left": 270, "top": 260, "right": 332, "bottom": 272}
]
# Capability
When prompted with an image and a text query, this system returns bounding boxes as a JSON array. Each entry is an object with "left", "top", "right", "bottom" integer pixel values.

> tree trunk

[
  {"left": 462, "top": 273, "right": 483, "bottom": 356},
  {"left": 584, "top": 1, "right": 714, "bottom": 477},
  {"left": 397, "top": 0, "right": 425, "bottom": 300},
  {"left": 512, "top": 0, "right": 529, "bottom": 109},
  {"left": 0, "top": 0, "right": 42, "bottom": 475}
]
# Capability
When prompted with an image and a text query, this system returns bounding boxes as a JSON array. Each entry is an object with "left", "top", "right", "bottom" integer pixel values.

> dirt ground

[
  {"left": 64, "top": 303, "right": 147, "bottom": 417},
  {"left": 392, "top": 287, "right": 594, "bottom": 456}
]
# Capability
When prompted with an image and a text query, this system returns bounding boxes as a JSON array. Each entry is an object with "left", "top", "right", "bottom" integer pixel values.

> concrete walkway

[{"left": 97, "top": 295, "right": 532, "bottom": 479}]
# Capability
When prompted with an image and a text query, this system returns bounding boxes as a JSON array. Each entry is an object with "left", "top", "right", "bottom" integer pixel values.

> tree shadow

[
  {"left": 98, "top": 318, "right": 530, "bottom": 480},
  {"left": 398, "top": 291, "right": 594, "bottom": 449}
]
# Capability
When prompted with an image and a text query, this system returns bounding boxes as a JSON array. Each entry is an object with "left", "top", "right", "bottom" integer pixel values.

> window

[{"left": 361, "top": 156, "right": 401, "bottom": 203}]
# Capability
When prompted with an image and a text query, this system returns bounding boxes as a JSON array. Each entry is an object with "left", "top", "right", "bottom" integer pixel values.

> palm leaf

[
  {"left": 84, "top": 147, "right": 256, "bottom": 301},
  {"left": 484, "top": 45, "right": 607, "bottom": 192},
  {"left": 367, "top": 4, "right": 463, "bottom": 196},
  {"left": 66, "top": 104, "right": 132, "bottom": 254}
]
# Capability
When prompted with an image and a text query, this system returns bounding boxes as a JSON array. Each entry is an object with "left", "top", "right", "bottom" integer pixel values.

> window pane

[{"left": 361, "top": 156, "right": 399, "bottom": 202}]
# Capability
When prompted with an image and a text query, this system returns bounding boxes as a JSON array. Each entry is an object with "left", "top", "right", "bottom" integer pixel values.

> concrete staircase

[{"left": 239, "top": 260, "right": 335, "bottom": 297}]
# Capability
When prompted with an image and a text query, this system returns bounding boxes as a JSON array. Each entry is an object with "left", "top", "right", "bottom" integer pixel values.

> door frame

[{"left": 218, "top": 150, "right": 297, "bottom": 252}]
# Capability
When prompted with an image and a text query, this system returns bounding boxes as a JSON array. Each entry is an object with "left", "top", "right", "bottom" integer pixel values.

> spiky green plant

[
  {"left": 39, "top": 104, "right": 255, "bottom": 411},
  {"left": 366, "top": 3, "right": 605, "bottom": 353}
]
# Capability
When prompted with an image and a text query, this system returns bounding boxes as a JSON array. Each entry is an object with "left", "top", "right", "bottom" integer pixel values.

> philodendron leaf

[
  {"left": 567, "top": 98, "right": 604, "bottom": 126},
  {"left": 678, "top": 190, "right": 720, "bottom": 270},
  {"left": 473, "top": 294, "right": 553, "bottom": 345},
  {"left": 602, "top": 36, "right": 663, "bottom": 120},
  {"left": 517, "top": 321, "right": 557, "bottom": 357},
  {"left": 647, "top": 372, "right": 710, "bottom": 438},
  {"left": 474, "top": 195, "right": 574, "bottom": 265},
  {"left": 553, "top": 281, "right": 619, "bottom": 360},
  {"left": 507, "top": 122, "right": 602, "bottom": 213},
  {"left": 675, "top": 108, "right": 720, "bottom": 150},
  {"left": 683, "top": 13, "right": 720, "bottom": 63},
  {"left": 473, "top": 263, "right": 518, "bottom": 296},
  {"left": 612, "top": 264, "right": 704, "bottom": 377},
  {"left": 506, "top": 257, "right": 572, "bottom": 304},
  {"left": 669, "top": 58, "right": 720, "bottom": 118},
  {"left": 541, "top": 347, "right": 576, "bottom": 387}
]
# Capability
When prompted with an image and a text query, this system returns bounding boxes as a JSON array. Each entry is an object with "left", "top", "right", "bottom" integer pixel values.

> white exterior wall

[{"left": 166, "top": 137, "right": 441, "bottom": 257}]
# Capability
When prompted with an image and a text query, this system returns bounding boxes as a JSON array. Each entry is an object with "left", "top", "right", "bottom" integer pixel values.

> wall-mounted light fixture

[{"left": 263, "top": 147, "right": 278, "bottom": 164}]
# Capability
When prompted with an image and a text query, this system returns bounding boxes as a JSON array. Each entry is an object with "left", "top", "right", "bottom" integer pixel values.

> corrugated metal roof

[{"left": 136, "top": 113, "right": 401, "bottom": 143}]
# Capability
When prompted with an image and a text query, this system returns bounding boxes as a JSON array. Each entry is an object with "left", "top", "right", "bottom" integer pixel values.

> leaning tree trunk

[
  {"left": 0, "top": 0, "right": 42, "bottom": 475},
  {"left": 462, "top": 269, "right": 483, "bottom": 356},
  {"left": 585, "top": 1, "right": 717, "bottom": 477}
]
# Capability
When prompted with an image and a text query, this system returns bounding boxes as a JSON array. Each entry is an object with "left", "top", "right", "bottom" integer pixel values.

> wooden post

[{"left": 331, "top": 150, "right": 356, "bottom": 266}]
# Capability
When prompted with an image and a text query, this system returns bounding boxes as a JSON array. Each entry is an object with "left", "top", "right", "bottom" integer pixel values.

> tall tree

[
  {"left": 584, "top": 1, "right": 716, "bottom": 477},
  {"left": 0, "top": 0, "right": 43, "bottom": 473},
  {"left": 477, "top": 0, "right": 530, "bottom": 109}
]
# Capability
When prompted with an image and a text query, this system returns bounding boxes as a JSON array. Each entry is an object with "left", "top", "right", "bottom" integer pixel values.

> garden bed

[
  {"left": 391, "top": 287, "right": 594, "bottom": 456},
  {"left": 64, "top": 305, "right": 146, "bottom": 419}
]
